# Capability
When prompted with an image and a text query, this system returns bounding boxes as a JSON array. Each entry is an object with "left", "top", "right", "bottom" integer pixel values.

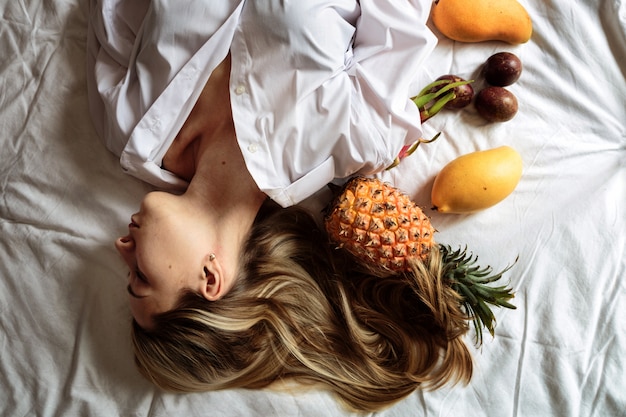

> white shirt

[{"left": 87, "top": 0, "right": 436, "bottom": 207}]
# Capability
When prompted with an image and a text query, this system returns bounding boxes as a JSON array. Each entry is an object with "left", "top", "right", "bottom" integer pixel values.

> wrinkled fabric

[
  {"left": 1, "top": 0, "right": 625, "bottom": 416},
  {"left": 86, "top": 0, "right": 436, "bottom": 206}
]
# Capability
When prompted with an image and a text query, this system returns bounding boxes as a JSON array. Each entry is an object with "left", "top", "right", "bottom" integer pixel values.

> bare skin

[{"left": 115, "top": 54, "right": 267, "bottom": 329}]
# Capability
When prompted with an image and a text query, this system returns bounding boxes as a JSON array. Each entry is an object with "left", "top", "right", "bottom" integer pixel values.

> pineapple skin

[{"left": 325, "top": 177, "right": 436, "bottom": 272}]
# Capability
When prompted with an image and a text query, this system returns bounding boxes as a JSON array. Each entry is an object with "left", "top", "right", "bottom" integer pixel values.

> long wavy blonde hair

[{"left": 131, "top": 200, "right": 473, "bottom": 412}]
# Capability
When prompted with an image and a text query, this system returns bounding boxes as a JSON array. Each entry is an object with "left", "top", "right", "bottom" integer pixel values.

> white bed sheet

[{"left": 0, "top": 0, "right": 624, "bottom": 416}]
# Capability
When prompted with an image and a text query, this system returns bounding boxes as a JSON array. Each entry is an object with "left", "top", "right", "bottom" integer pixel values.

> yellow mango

[
  {"left": 430, "top": 0, "right": 532, "bottom": 44},
  {"left": 431, "top": 146, "right": 523, "bottom": 213}
]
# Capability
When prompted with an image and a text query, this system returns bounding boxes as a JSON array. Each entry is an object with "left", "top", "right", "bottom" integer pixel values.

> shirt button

[
  {"left": 247, "top": 143, "right": 258, "bottom": 153},
  {"left": 234, "top": 85, "right": 247, "bottom": 95}
]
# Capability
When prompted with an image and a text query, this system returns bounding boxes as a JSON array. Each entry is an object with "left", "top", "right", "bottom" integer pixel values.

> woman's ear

[{"left": 200, "top": 253, "right": 225, "bottom": 301}]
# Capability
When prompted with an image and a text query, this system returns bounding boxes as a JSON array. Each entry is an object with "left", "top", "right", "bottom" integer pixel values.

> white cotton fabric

[
  {"left": 87, "top": 0, "right": 436, "bottom": 206},
  {"left": 1, "top": 0, "right": 625, "bottom": 416}
]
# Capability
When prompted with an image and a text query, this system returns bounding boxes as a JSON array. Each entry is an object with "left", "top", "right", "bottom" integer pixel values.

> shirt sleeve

[
  {"left": 87, "top": 0, "right": 436, "bottom": 203},
  {"left": 230, "top": 0, "right": 437, "bottom": 207},
  {"left": 86, "top": 0, "right": 150, "bottom": 156},
  {"left": 346, "top": 0, "right": 437, "bottom": 154},
  {"left": 87, "top": 0, "right": 243, "bottom": 191}
]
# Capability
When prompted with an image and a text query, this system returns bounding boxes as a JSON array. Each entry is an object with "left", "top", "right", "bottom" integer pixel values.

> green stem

[
  {"left": 412, "top": 79, "right": 474, "bottom": 122},
  {"left": 385, "top": 132, "right": 442, "bottom": 170},
  {"left": 413, "top": 79, "right": 451, "bottom": 108}
]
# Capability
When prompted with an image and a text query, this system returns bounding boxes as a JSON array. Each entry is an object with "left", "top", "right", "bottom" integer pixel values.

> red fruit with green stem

[{"left": 413, "top": 76, "right": 474, "bottom": 122}]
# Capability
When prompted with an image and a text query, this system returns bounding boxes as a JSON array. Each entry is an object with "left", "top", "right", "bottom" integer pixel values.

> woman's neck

[
  {"left": 166, "top": 51, "right": 266, "bottom": 242},
  {"left": 159, "top": 53, "right": 265, "bottom": 288},
  {"left": 181, "top": 125, "right": 266, "bottom": 267},
  {"left": 186, "top": 123, "right": 265, "bottom": 214}
]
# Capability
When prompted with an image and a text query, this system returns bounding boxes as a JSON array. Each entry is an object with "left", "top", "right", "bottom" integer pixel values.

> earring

[{"left": 209, "top": 253, "right": 216, "bottom": 261}]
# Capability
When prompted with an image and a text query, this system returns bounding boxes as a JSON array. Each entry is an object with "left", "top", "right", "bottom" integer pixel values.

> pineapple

[
  {"left": 324, "top": 176, "right": 517, "bottom": 345},
  {"left": 325, "top": 177, "right": 436, "bottom": 271}
]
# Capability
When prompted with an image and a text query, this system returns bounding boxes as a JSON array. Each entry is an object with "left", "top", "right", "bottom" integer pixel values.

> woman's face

[{"left": 115, "top": 191, "right": 212, "bottom": 329}]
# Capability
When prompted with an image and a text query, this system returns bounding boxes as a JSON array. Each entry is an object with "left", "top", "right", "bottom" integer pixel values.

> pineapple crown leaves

[
  {"left": 439, "top": 244, "right": 517, "bottom": 346},
  {"left": 323, "top": 177, "right": 518, "bottom": 346}
]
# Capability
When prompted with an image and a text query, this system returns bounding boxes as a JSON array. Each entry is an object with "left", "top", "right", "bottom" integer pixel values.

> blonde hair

[{"left": 131, "top": 201, "right": 473, "bottom": 412}]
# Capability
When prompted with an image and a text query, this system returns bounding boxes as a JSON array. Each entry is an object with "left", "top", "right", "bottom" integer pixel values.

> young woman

[{"left": 87, "top": 0, "right": 473, "bottom": 411}]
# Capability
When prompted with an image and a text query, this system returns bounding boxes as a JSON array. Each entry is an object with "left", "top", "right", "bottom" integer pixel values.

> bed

[{"left": 1, "top": 0, "right": 624, "bottom": 415}]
